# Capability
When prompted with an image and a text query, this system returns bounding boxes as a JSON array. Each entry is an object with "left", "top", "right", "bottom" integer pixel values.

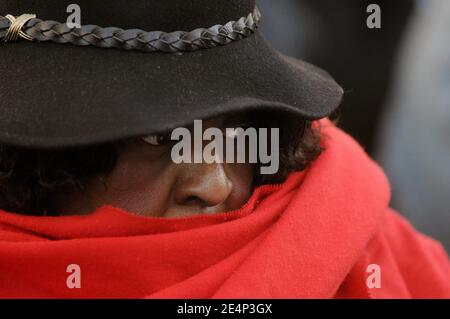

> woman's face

[{"left": 54, "top": 116, "right": 255, "bottom": 217}]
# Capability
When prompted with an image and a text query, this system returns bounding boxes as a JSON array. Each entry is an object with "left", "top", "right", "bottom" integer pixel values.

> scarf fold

[{"left": 0, "top": 120, "right": 449, "bottom": 298}]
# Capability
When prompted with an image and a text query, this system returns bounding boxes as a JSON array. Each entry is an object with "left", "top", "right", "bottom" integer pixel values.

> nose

[{"left": 173, "top": 162, "right": 233, "bottom": 210}]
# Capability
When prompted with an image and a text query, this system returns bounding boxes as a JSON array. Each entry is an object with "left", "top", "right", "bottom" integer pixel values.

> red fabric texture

[{"left": 0, "top": 120, "right": 449, "bottom": 298}]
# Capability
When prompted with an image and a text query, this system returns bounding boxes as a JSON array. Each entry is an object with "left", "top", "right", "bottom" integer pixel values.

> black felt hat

[{"left": 0, "top": 0, "right": 343, "bottom": 149}]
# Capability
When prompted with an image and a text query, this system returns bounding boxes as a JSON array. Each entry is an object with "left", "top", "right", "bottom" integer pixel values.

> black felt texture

[{"left": 0, "top": 0, "right": 343, "bottom": 149}]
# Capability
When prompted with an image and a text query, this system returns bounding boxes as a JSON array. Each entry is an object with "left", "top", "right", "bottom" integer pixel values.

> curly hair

[{"left": 0, "top": 114, "right": 323, "bottom": 216}]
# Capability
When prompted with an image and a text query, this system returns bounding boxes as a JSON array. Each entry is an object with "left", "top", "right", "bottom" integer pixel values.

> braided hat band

[
  {"left": 0, "top": 8, "right": 261, "bottom": 53},
  {"left": 4, "top": 14, "right": 36, "bottom": 41}
]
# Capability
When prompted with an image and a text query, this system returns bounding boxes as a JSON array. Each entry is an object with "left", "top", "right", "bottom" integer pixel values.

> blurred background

[{"left": 258, "top": 0, "right": 450, "bottom": 252}]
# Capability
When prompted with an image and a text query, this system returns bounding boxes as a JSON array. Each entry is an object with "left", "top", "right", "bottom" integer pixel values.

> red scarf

[{"left": 0, "top": 121, "right": 449, "bottom": 298}]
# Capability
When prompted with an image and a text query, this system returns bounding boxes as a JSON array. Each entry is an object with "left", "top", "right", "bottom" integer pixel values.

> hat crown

[{"left": 0, "top": 0, "right": 256, "bottom": 31}]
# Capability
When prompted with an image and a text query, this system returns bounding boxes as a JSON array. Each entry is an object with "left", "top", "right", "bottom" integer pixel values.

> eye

[
  {"left": 142, "top": 133, "right": 171, "bottom": 146},
  {"left": 225, "top": 128, "right": 240, "bottom": 140},
  {"left": 225, "top": 123, "right": 253, "bottom": 140}
]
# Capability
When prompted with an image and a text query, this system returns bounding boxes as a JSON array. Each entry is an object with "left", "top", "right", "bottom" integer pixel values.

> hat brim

[{"left": 0, "top": 32, "right": 343, "bottom": 149}]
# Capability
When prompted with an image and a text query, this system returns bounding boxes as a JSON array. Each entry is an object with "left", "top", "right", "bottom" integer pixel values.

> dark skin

[{"left": 52, "top": 117, "right": 254, "bottom": 217}]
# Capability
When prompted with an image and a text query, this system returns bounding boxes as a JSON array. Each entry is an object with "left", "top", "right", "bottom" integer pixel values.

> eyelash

[
  {"left": 141, "top": 123, "right": 255, "bottom": 146},
  {"left": 141, "top": 133, "right": 171, "bottom": 146}
]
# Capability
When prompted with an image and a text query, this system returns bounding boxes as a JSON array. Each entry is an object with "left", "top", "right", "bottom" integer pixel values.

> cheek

[
  {"left": 225, "top": 163, "right": 255, "bottom": 206},
  {"left": 90, "top": 149, "right": 175, "bottom": 216}
]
